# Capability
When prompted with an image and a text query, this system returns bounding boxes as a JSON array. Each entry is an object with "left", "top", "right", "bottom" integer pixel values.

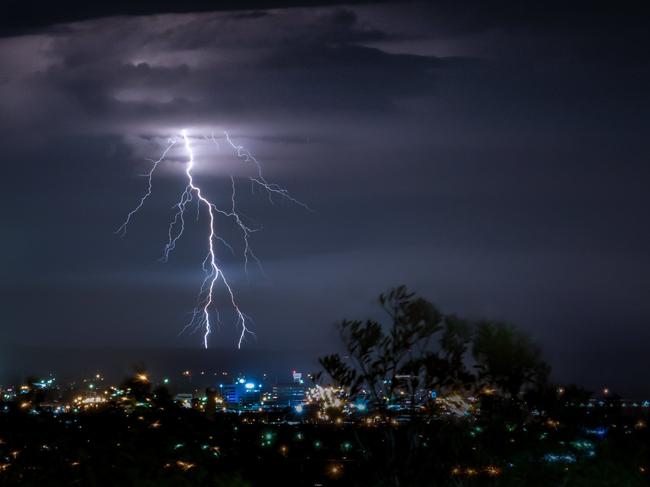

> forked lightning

[{"left": 117, "top": 129, "right": 308, "bottom": 348}]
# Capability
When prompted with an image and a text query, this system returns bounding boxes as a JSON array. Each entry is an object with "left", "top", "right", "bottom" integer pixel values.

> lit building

[
  {"left": 221, "top": 379, "right": 262, "bottom": 407},
  {"left": 269, "top": 383, "right": 306, "bottom": 407},
  {"left": 174, "top": 393, "right": 194, "bottom": 408},
  {"left": 292, "top": 370, "right": 304, "bottom": 384}
]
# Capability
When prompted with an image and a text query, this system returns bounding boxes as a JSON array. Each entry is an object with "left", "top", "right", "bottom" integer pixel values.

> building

[
  {"left": 221, "top": 379, "right": 262, "bottom": 408},
  {"left": 174, "top": 393, "right": 194, "bottom": 408},
  {"left": 269, "top": 383, "right": 306, "bottom": 407},
  {"left": 292, "top": 370, "right": 304, "bottom": 384}
]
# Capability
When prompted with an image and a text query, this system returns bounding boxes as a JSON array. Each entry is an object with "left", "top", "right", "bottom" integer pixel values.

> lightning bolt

[
  {"left": 224, "top": 131, "right": 312, "bottom": 212},
  {"left": 117, "top": 129, "right": 308, "bottom": 349},
  {"left": 115, "top": 139, "right": 176, "bottom": 237}
]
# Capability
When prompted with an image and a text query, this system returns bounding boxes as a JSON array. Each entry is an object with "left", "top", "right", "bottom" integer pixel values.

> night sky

[{"left": 1, "top": 2, "right": 649, "bottom": 392}]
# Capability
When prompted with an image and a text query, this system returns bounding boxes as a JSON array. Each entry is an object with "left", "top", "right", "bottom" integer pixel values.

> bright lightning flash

[{"left": 117, "top": 129, "right": 308, "bottom": 349}]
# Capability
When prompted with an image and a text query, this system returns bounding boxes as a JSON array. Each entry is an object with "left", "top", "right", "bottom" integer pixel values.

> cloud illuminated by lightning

[{"left": 117, "top": 129, "right": 308, "bottom": 348}]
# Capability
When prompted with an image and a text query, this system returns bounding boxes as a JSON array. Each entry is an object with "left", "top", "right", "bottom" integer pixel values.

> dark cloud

[
  {"left": 1, "top": 8, "right": 445, "bottom": 137},
  {"left": 1, "top": 0, "right": 389, "bottom": 37}
]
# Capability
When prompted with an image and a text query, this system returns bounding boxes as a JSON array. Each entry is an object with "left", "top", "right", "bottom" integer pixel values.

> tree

[
  {"left": 121, "top": 364, "right": 152, "bottom": 402},
  {"left": 437, "top": 314, "right": 474, "bottom": 389},
  {"left": 319, "top": 286, "right": 473, "bottom": 412},
  {"left": 152, "top": 384, "right": 173, "bottom": 408},
  {"left": 319, "top": 287, "right": 479, "bottom": 485},
  {"left": 472, "top": 321, "right": 550, "bottom": 397},
  {"left": 321, "top": 286, "right": 551, "bottom": 415}
]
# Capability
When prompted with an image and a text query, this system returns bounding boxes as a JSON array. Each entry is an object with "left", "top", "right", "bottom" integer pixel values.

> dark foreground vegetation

[{"left": 1, "top": 288, "right": 648, "bottom": 486}]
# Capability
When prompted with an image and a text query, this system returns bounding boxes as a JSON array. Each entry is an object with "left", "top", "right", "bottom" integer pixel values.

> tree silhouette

[
  {"left": 320, "top": 286, "right": 477, "bottom": 412},
  {"left": 152, "top": 384, "right": 173, "bottom": 408},
  {"left": 121, "top": 364, "right": 152, "bottom": 402},
  {"left": 320, "top": 287, "right": 551, "bottom": 410},
  {"left": 472, "top": 321, "right": 550, "bottom": 397}
]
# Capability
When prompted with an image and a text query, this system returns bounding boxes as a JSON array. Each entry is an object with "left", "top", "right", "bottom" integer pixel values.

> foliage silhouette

[{"left": 320, "top": 286, "right": 550, "bottom": 409}]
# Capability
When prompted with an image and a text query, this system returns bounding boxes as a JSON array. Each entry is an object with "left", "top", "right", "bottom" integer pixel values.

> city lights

[{"left": 1, "top": 368, "right": 648, "bottom": 485}]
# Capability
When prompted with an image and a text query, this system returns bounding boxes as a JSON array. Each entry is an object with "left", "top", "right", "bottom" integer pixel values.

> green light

[{"left": 571, "top": 440, "right": 594, "bottom": 450}]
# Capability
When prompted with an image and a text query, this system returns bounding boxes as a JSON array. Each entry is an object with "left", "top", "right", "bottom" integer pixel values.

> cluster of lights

[
  {"left": 543, "top": 453, "right": 577, "bottom": 464},
  {"left": 570, "top": 440, "right": 594, "bottom": 450},
  {"left": 546, "top": 418, "right": 561, "bottom": 429},
  {"left": 163, "top": 460, "right": 196, "bottom": 472},
  {"left": 570, "top": 399, "right": 650, "bottom": 409},
  {"left": 260, "top": 431, "right": 275, "bottom": 447},
  {"left": 435, "top": 393, "right": 476, "bottom": 417},
  {"left": 451, "top": 465, "right": 502, "bottom": 477},
  {"left": 4, "top": 381, "right": 650, "bottom": 485},
  {"left": 584, "top": 427, "right": 607, "bottom": 438},
  {"left": 305, "top": 385, "right": 346, "bottom": 411},
  {"left": 5, "top": 373, "right": 650, "bottom": 484}
]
